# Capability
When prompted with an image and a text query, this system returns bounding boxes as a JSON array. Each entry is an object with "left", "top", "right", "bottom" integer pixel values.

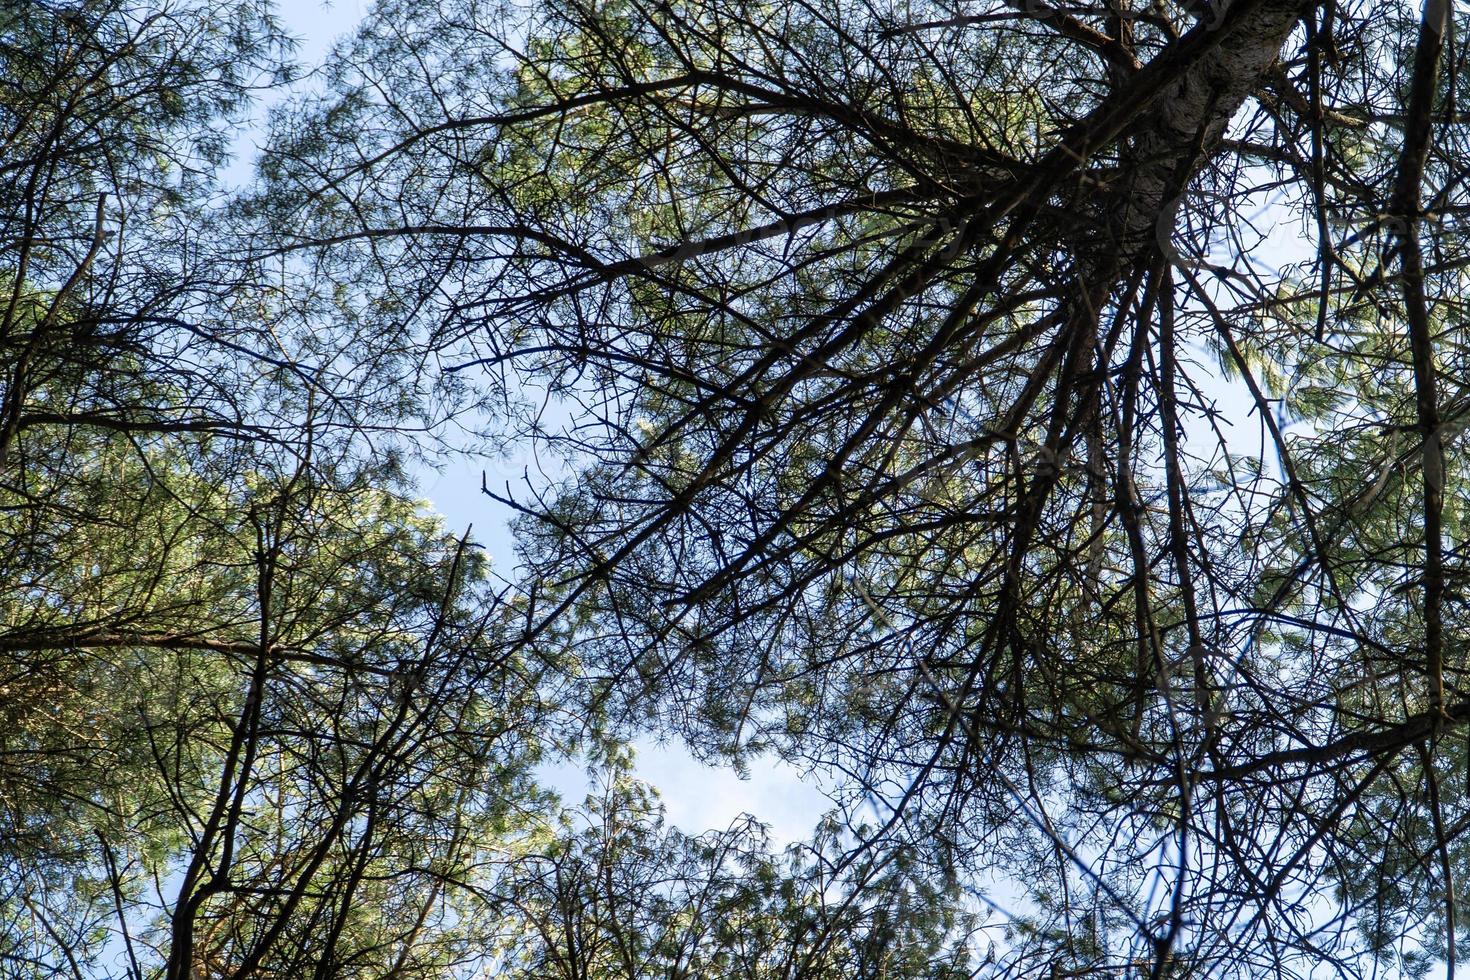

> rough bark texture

[{"left": 1094, "top": 0, "right": 1312, "bottom": 258}]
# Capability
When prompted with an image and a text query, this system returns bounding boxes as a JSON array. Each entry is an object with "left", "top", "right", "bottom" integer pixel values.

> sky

[{"left": 247, "top": 0, "right": 831, "bottom": 847}]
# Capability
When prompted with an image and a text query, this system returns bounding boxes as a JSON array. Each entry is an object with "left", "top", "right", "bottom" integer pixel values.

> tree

[
  {"left": 255, "top": 0, "right": 1470, "bottom": 974},
  {"left": 2, "top": 3, "right": 979, "bottom": 978},
  {"left": 489, "top": 753, "right": 977, "bottom": 980},
  {"left": 0, "top": 0, "right": 287, "bottom": 457},
  {"left": 0, "top": 426, "right": 549, "bottom": 979},
  {"left": 0, "top": 4, "right": 553, "bottom": 976}
]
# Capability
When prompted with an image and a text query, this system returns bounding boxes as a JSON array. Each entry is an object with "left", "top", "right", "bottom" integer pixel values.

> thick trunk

[{"left": 1070, "top": 0, "right": 1313, "bottom": 261}]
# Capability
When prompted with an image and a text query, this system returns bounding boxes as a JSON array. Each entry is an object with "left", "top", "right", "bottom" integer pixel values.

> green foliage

[{"left": 490, "top": 759, "right": 978, "bottom": 980}]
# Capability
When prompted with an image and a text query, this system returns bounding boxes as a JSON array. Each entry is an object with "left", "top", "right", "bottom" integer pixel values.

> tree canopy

[{"left": 6, "top": 0, "right": 1470, "bottom": 976}]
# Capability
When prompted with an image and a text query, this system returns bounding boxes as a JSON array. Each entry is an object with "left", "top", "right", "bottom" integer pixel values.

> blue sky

[{"left": 251, "top": 0, "right": 831, "bottom": 846}]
